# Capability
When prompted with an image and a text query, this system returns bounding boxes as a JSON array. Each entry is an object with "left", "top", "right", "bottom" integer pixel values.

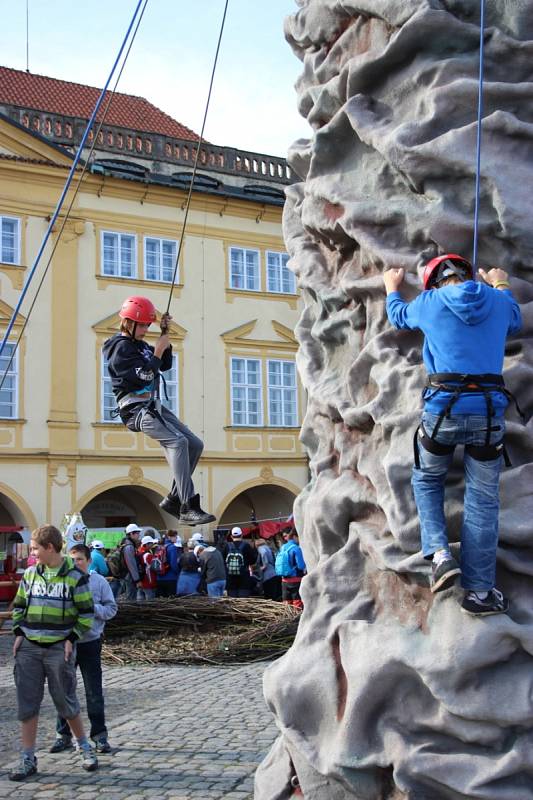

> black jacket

[{"left": 102, "top": 333, "right": 173, "bottom": 402}]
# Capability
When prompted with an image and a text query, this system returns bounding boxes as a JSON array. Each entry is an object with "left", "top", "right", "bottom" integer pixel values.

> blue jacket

[
  {"left": 89, "top": 550, "right": 109, "bottom": 577},
  {"left": 386, "top": 282, "right": 522, "bottom": 415}
]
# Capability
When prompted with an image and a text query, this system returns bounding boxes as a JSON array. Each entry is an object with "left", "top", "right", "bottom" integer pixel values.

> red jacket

[{"left": 138, "top": 545, "right": 158, "bottom": 590}]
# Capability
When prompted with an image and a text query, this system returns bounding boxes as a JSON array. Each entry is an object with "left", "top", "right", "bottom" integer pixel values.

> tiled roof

[{"left": 0, "top": 66, "right": 200, "bottom": 141}]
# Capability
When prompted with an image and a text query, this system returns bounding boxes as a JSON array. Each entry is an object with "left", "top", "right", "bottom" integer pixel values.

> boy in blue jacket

[{"left": 384, "top": 255, "right": 521, "bottom": 615}]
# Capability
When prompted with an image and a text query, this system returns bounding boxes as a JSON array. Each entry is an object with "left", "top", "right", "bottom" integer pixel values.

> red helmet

[
  {"left": 119, "top": 296, "right": 156, "bottom": 324},
  {"left": 423, "top": 254, "right": 473, "bottom": 290}
]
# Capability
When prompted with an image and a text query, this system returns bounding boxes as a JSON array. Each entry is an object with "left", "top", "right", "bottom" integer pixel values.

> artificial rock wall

[{"left": 255, "top": 2, "right": 533, "bottom": 799}]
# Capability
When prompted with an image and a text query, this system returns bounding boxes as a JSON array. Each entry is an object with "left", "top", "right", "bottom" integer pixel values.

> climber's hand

[
  {"left": 383, "top": 268, "right": 405, "bottom": 294},
  {"left": 478, "top": 267, "right": 509, "bottom": 288}
]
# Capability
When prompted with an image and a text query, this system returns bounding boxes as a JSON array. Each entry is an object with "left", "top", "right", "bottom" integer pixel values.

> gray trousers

[{"left": 139, "top": 403, "right": 203, "bottom": 503}]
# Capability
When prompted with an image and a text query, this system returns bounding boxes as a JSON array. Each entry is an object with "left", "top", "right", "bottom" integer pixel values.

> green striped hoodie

[{"left": 12, "top": 556, "right": 94, "bottom": 644}]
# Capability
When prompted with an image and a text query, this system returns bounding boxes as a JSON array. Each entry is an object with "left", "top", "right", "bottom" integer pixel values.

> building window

[
  {"left": 229, "top": 247, "right": 260, "bottom": 291},
  {"left": 101, "top": 358, "right": 118, "bottom": 423},
  {"left": 230, "top": 357, "right": 262, "bottom": 426},
  {"left": 161, "top": 355, "right": 179, "bottom": 416},
  {"left": 266, "top": 251, "right": 296, "bottom": 294},
  {"left": 0, "top": 216, "right": 21, "bottom": 265},
  {"left": 0, "top": 343, "right": 18, "bottom": 418},
  {"left": 144, "top": 237, "right": 177, "bottom": 283},
  {"left": 102, "top": 231, "right": 136, "bottom": 278},
  {"left": 102, "top": 354, "right": 178, "bottom": 422},
  {"left": 268, "top": 359, "right": 298, "bottom": 427}
]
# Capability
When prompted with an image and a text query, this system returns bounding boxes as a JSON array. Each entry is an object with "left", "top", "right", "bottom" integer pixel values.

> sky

[{"left": 0, "top": 0, "right": 309, "bottom": 157}]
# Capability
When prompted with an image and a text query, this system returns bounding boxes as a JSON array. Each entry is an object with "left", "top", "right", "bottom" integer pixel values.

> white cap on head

[
  {"left": 126, "top": 523, "right": 142, "bottom": 535},
  {"left": 190, "top": 532, "right": 204, "bottom": 542},
  {"left": 231, "top": 526, "right": 243, "bottom": 538},
  {"left": 90, "top": 540, "right": 105, "bottom": 550},
  {"left": 193, "top": 544, "right": 205, "bottom": 557},
  {"left": 141, "top": 535, "right": 158, "bottom": 546}
]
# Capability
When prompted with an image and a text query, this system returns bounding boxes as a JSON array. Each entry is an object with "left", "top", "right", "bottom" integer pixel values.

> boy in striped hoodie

[{"left": 9, "top": 525, "right": 98, "bottom": 781}]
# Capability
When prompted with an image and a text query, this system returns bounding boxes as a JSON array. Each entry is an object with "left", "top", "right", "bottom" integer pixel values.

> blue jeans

[
  {"left": 137, "top": 587, "right": 156, "bottom": 602},
  {"left": 207, "top": 580, "right": 226, "bottom": 597},
  {"left": 412, "top": 412, "right": 505, "bottom": 591},
  {"left": 57, "top": 638, "right": 106, "bottom": 740}
]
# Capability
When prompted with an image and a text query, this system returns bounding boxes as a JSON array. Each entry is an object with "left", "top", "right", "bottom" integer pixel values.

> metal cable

[
  {"left": 164, "top": 0, "right": 230, "bottom": 318},
  {"left": 0, "top": 0, "right": 149, "bottom": 393},
  {"left": 472, "top": 0, "right": 485, "bottom": 271}
]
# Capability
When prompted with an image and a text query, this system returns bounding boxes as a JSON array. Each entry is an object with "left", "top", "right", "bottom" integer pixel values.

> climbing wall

[{"left": 255, "top": 2, "right": 533, "bottom": 799}]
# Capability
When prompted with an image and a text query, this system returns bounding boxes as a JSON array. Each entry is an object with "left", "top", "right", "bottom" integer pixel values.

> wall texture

[{"left": 255, "top": 2, "right": 533, "bottom": 798}]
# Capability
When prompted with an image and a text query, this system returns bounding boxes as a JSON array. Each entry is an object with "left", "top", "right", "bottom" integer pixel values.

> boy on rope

[
  {"left": 384, "top": 255, "right": 522, "bottom": 616},
  {"left": 103, "top": 296, "right": 215, "bottom": 526}
]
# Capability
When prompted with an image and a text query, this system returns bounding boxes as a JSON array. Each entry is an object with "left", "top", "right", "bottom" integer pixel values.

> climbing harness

[
  {"left": 413, "top": 372, "right": 524, "bottom": 469},
  {"left": 0, "top": 0, "right": 149, "bottom": 392},
  {"left": 164, "top": 0, "right": 230, "bottom": 317}
]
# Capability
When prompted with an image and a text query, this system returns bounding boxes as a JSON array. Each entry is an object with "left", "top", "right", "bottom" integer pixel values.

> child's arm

[
  {"left": 383, "top": 268, "right": 421, "bottom": 330},
  {"left": 93, "top": 579, "right": 118, "bottom": 622},
  {"left": 109, "top": 338, "right": 163, "bottom": 390},
  {"left": 12, "top": 572, "right": 30, "bottom": 635},
  {"left": 479, "top": 267, "right": 522, "bottom": 334}
]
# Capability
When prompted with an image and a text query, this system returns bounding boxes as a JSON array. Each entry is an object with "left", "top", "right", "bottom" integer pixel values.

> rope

[
  {"left": 472, "top": 0, "right": 486, "bottom": 271},
  {"left": 0, "top": 0, "right": 149, "bottom": 392},
  {"left": 164, "top": 0, "right": 230, "bottom": 320}
]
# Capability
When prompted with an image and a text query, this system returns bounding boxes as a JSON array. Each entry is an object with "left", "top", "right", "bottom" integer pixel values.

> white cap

[
  {"left": 90, "top": 540, "right": 105, "bottom": 550},
  {"left": 141, "top": 535, "right": 158, "bottom": 546},
  {"left": 193, "top": 544, "right": 205, "bottom": 557},
  {"left": 231, "top": 526, "right": 243, "bottom": 537},
  {"left": 190, "top": 532, "right": 205, "bottom": 542},
  {"left": 126, "top": 523, "right": 142, "bottom": 535}
]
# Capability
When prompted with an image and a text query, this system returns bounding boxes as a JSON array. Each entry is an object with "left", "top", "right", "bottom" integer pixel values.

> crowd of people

[
  {"left": 88, "top": 523, "right": 306, "bottom": 607},
  {"left": 8, "top": 521, "right": 306, "bottom": 782}
]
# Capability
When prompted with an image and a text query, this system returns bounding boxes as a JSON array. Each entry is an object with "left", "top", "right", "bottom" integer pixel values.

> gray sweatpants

[{"left": 139, "top": 403, "right": 203, "bottom": 503}]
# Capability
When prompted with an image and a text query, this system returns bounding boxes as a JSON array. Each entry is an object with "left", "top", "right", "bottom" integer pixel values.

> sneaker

[
  {"left": 431, "top": 556, "right": 461, "bottom": 593},
  {"left": 94, "top": 736, "right": 111, "bottom": 754},
  {"left": 49, "top": 736, "right": 73, "bottom": 753},
  {"left": 159, "top": 495, "right": 181, "bottom": 518},
  {"left": 9, "top": 755, "right": 38, "bottom": 782},
  {"left": 80, "top": 747, "right": 99, "bottom": 772},
  {"left": 461, "top": 588, "right": 509, "bottom": 616},
  {"left": 179, "top": 494, "right": 216, "bottom": 526}
]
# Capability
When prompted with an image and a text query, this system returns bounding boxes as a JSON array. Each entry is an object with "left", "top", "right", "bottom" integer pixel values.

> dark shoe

[
  {"left": 49, "top": 736, "right": 73, "bottom": 753},
  {"left": 179, "top": 494, "right": 216, "bottom": 526},
  {"left": 94, "top": 736, "right": 111, "bottom": 754},
  {"left": 159, "top": 495, "right": 181, "bottom": 518},
  {"left": 9, "top": 755, "right": 38, "bottom": 781},
  {"left": 80, "top": 746, "right": 99, "bottom": 771},
  {"left": 431, "top": 556, "right": 461, "bottom": 593},
  {"left": 461, "top": 588, "right": 509, "bottom": 616}
]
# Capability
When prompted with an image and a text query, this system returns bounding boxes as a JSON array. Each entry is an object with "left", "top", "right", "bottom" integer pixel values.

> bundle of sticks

[{"left": 102, "top": 597, "right": 300, "bottom": 666}]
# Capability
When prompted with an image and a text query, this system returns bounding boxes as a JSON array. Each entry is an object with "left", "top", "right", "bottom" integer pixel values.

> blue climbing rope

[
  {"left": 0, "top": 0, "right": 147, "bottom": 359},
  {"left": 472, "top": 0, "right": 486, "bottom": 272}
]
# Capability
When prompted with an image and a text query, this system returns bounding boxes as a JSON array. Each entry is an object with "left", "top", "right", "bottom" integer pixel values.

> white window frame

[
  {"left": 266, "top": 250, "right": 296, "bottom": 294},
  {"left": 230, "top": 356, "right": 263, "bottom": 426},
  {"left": 0, "top": 342, "right": 19, "bottom": 419},
  {"left": 101, "top": 357, "right": 119, "bottom": 423},
  {"left": 267, "top": 358, "right": 298, "bottom": 427},
  {"left": 101, "top": 230, "right": 137, "bottom": 278},
  {"left": 0, "top": 215, "right": 21, "bottom": 265},
  {"left": 161, "top": 354, "right": 179, "bottom": 416},
  {"left": 144, "top": 236, "right": 178, "bottom": 284},
  {"left": 229, "top": 246, "right": 261, "bottom": 292}
]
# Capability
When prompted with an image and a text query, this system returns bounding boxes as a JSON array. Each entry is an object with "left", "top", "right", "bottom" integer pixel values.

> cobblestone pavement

[{"left": 0, "top": 631, "right": 278, "bottom": 799}]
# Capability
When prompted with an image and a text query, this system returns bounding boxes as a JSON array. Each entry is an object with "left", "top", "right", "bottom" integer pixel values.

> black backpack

[{"left": 225, "top": 543, "right": 245, "bottom": 576}]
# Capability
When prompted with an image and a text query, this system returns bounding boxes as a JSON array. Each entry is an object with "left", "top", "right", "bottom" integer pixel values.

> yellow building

[{"left": 0, "top": 67, "right": 307, "bottom": 534}]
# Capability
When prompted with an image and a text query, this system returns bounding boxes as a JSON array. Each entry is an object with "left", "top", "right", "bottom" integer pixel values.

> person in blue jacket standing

[{"left": 384, "top": 254, "right": 521, "bottom": 616}]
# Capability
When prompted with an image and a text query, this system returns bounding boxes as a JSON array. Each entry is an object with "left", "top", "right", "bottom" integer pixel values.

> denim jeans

[
  {"left": 207, "top": 579, "right": 226, "bottom": 597},
  {"left": 57, "top": 638, "right": 106, "bottom": 740},
  {"left": 412, "top": 412, "right": 505, "bottom": 591},
  {"left": 137, "top": 587, "right": 156, "bottom": 602}
]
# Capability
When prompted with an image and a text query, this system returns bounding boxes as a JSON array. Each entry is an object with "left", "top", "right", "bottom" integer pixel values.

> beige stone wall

[{"left": 0, "top": 118, "right": 307, "bottom": 533}]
